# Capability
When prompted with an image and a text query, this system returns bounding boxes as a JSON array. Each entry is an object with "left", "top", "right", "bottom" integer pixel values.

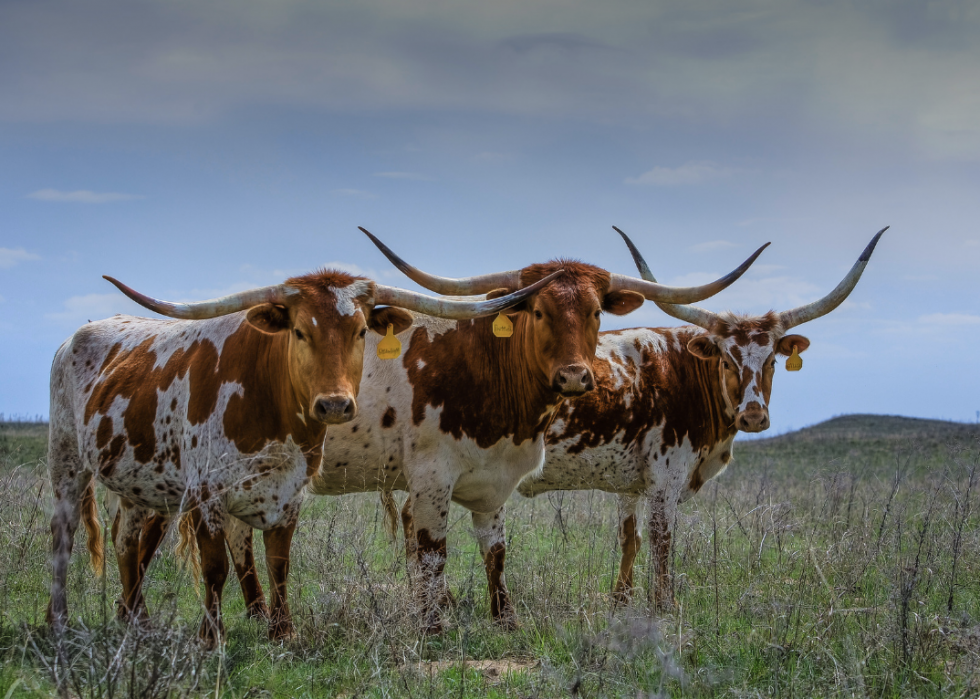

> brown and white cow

[
  {"left": 151, "top": 229, "right": 769, "bottom": 633},
  {"left": 517, "top": 226, "right": 887, "bottom": 608},
  {"left": 47, "top": 266, "right": 556, "bottom": 646}
]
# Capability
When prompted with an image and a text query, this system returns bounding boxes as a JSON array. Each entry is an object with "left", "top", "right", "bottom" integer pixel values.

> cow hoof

[
  {"left": 423, "top": 621, "right": 444, "bottom": 636},
  {"left": 268, "top": 621, "right": 296, "bottom": 643},
  {"left": 438, "top": 589, "right": 458, "bottom": 610},
  {"left": 247, "top": 602, "right": 270, "bottom": 621},
  {"left": 492, "top": 608, "right": 520, "bottom": 631},
  {"left": 197, "top": 619, "right": 224, "bottom": 650},
  {"left": 612, "top": 588, "right": 633, "bottom": 606},
  {"left": 116, "top": 601, "right": 150, "bottom": 624}
]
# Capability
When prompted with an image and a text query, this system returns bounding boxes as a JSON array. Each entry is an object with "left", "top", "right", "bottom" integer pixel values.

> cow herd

[{"left": 45, "top": 225, "right": 886, "bottom": 646}]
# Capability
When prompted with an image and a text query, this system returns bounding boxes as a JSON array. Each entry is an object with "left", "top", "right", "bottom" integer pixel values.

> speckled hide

[
  {"left": 199, "top": 261, "right": 645, "bottom": 633},
  {"left": 46, "top": 270, "right": 389, "bottom": 646},
  {"left": 518, "top": 317, "right": 809, "bottom": 608}
]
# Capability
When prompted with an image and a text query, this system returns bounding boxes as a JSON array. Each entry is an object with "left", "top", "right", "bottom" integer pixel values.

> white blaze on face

[
  {"left": 720, "top": 336, "right": 775, "bottom": 413},
  {"left": 332, "top": 280, "right": 372, "bottom": 317}
]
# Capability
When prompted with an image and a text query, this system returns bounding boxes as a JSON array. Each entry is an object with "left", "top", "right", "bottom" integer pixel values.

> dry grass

[{"left": 1, "top": 417, "right": 979, "bottom": 697}]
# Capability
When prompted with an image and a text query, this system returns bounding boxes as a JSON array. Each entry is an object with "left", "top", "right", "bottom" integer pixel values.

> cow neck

[
  {"left": 219, "top": 324, "right": 326, "bottom": 471},
  {"left": 403, "top": 314, "right": 561, "bottom": 449},
  {"left": 680, "top": 329, "right": 738, "bottom": 449}
]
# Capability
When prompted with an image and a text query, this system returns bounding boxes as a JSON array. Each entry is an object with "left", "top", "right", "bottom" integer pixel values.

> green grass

[{"left": 1, "top": 416, "right": 979, "bottom": 697}]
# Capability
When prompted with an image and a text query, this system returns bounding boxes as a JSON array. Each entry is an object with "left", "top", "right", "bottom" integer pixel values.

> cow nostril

[{"left": 313, "top": 396, "right": 356, "bottom": 424}]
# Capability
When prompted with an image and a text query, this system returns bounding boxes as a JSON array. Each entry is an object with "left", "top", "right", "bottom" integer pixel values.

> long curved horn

[
  {"left": 374, "top": 270, "right": 562, "bottom": 319},
  {"left": 608, "top": 240, "right": 770, "bottom": 305},
  {"left": 361, "top": 227, "right": 521, "bottom": 294},
  {"left": 103, "top": 276, "right": 299, "bottom": 320},
  {"left": 613, "top": 226, "right": 721, "bottom": 329},
  {"left": 778, "top": 227, "right": 887, "bottom": 330}
]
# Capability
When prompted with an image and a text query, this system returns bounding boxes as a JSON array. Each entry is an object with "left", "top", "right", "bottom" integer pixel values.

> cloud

[
  {"left": 918, "top": 312, "right": 980, "bottom": 326},
  {"left": 966, "top": 240, "right": 979, "bottom": 247},
  {"left": 373, "top": 171, "right": 433, "bottom": 181},
  {"left": 690, "top": 240, "right": 738, "bottom": 253},
  {"left": 45, "top": 293, "right": 139, "bottom": 325},
  {"left": 0, "top": 248, "right": 40, "bottom": 269},
  {"left": 654, "top": 272, "right": 824, "bottom": 316},
  {"left": 625, "top": 161, "right": 736, "bottom": 186},
  {"left": 499, "top": 32, "right": 616, "bottom": 55},
  {"left": 330, "top": 188, "right": 376, "bottom": 199},
  {"left": 27, "top": 189, "right": 143, "bottom": 203}
]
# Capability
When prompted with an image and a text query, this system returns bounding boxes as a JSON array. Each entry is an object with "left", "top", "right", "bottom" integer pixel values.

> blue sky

[{"left": 2, "top": 0, "right": 979, "bottom": 431}]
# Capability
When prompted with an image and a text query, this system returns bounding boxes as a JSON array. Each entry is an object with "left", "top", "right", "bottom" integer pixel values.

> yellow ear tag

[
  {"left": 785, "top": 346, "right": 802, "bottom": 372},
  {"left": 492, "top": 312, "right": 513, "bottom": 338},
  {"left": 377, "top": 324, "right": 401, "bottom": 360}
]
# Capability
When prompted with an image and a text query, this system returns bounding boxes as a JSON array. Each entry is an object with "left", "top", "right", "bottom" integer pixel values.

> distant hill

[
  {"left": 735, "top": 414, "right": 979, "bottom": 476},
  {"left": 749, "top": 414, "right": 980, "bottom": 444}
]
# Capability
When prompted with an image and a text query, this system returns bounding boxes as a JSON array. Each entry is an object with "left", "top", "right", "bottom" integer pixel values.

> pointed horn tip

[{"left": 859, "top": 226, "right": 889, "bottom": 262}]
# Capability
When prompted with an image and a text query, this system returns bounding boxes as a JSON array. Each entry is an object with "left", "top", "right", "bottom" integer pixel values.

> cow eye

[
  {"left": 294, "top": 329, "right": 304, "bottom": 341},
  {"left": 534, "top": 310, "right": 544, "bottom": 320},
  {"left": 594, "top": 310, "right": 601, "bottom": 319},
  {"left": 722, "top": 360, "right": 731, "bottom": 370},
  {"left": 358, "top": 327, "right": 367, "bottom": 338}
]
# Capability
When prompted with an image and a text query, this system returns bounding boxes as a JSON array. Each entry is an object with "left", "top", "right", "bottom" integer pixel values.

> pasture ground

[{"left": 1, "top": 415, "right": 979, "bottom": 697}]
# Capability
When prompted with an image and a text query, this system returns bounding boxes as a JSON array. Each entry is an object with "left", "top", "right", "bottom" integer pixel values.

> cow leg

[
  {"left": 46, "top": 473, "right": 88, "bottom": 631},
  {"left": 472, "top": 507, "right": 517, "bottom": 629},
  {"left": 46, "top": 414, "right": 89, "bottom": 632},
  {"left": 647, "top": 490, "right": 678, "bottom": 611},
  {"left": 225, "top": 518, "right": 268, "bottom": 620},
  {"left": 112, "top": 503, "right": 156, "bottom": 622},
  {"left": 191, "top": 509, "right": 228, "bottom": 649},
  {"left": 409, "top": 481, "right": 454, "bottom": 634},
  {"left": 400, "top": 494, "right": 416, "bottom": 566},
  {"left": 264, "top": 522, "right": 296, "bottom": 642},
  {"left": 613, "top": 495, "right": 642, "bottom": 605},
  {"left": 402, "top": 494, "right": 455, "bottom": 609}
]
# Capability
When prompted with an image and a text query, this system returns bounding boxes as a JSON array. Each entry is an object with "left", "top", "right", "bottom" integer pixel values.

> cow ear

[
  {"left": 369, "top": 307, "right": 414, "bottom": 336},
  {"left": 246, "top": 304, "right": 291, "bottom": 334},
  {"left": 486, "top": 287, "right": 528, "bottom": 312},
  {"left": 687, "top": 335, "right": 720, "bottom": 360},
  {"left": 602, "top": 290, "right": 644, "bottom": 316},
  {"left": 776, "top": 334, "right": 810, "bottom": 356}
]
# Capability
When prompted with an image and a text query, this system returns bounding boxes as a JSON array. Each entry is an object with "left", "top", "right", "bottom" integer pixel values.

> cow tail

[
  {"left": 80, "top": 478, "right": 105, "bottom": 576},
  {"left": 380, "top": 490, "right": 399, "bottom": 541},
  {"left": 174, "top": 513, "right": 202, "bottom": 587}
]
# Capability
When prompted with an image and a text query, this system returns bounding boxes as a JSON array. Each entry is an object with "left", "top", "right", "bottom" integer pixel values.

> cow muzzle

[
  {"left": 312, "top": 394, "right": 357, "bottom": 424},
  {"left": 736, "top": 402, "right": 770, "bottom": 433},
  {"left": 551, "top": 364, "right": 595, "bottom": 397}
]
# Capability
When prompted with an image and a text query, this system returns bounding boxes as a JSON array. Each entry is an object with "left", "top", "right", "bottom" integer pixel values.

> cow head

[
  {"left": 684, "top": 313, "right": 811, "bottom": 432},
  {"left": 104, "top": 266, "right": 560, "bottom": 425},
  {"left": 486, "top": 262, "right": 643, "bottom": 396},
  {"left": 615, "top": 225, "right": 887, "bottom": 434},
  {"left": 360, "top": 227, "right": 766, "bottom": 399}
]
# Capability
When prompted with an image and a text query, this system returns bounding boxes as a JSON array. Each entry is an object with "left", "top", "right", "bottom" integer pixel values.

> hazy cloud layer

[
  {"left": 0, "top": 248, "right": 40, "bottom": 269},
  {"left": 45, "top": 293, "right": 136, "bottom": 325},
  {"left": 3, "top": 0, "right": 980, "bottom": 157},
  {"left": 627, "top": 162, "right": 737, "bottom": 186},
  {"left": 27, "top": 189, "right": 143, "bottom": 203}
]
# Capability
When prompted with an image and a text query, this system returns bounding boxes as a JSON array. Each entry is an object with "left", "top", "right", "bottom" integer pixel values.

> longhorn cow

[
  {"left": 47, "top": 265, "right": 555, "bottom": 645},
  {"left": 517, "top": 227, "right": 887, "bottom": 607},
  {"left": 126, "top": 229, "right": 769, "bottom": 633}
]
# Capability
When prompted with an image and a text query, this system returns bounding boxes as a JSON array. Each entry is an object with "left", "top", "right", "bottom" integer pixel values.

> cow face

[
  {"left": 246, "top": 272, "right": 413, "bottom": 425},
  {"left": 492, "top": 262, "right": 644, "bottom": 398},
  {"left": 686, "top": 313, "right": 809, "bottom": 433}
]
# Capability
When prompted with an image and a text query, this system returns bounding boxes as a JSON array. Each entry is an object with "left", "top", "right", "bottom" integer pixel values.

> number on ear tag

[
  {"left": 377, "top": 324, "right": 402, "bottom": 360},
  {"left": 492, "top": 312, "right": 513, "bottom": 338},
  {"left": 785, "top": 345, "right": 802, "bottom": 372}
]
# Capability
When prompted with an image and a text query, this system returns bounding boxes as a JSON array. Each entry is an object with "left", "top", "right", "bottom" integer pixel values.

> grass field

[{"left": 1, "top": 415, "right": 979, "bottom": 697}]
